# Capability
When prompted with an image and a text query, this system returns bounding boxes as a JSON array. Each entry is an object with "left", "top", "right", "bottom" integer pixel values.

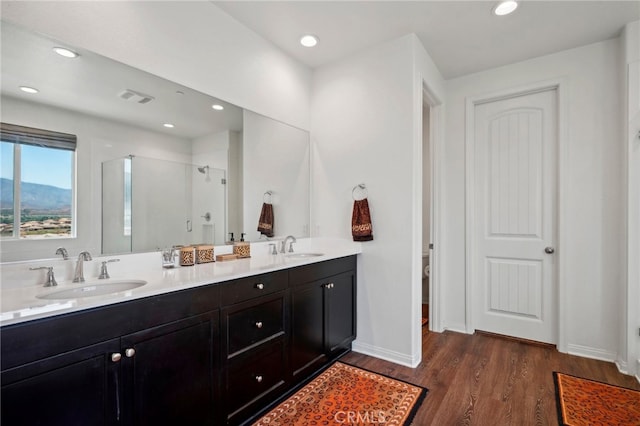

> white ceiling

[
  {"left": 1, "top": 21, "right": 243, "bottom": 140},
  {"left": 214, "top": 1, "right": 640, "bottom": 79}
]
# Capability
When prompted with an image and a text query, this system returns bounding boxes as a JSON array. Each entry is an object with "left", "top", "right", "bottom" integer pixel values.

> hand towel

[
  {"left": 257, "top": 202, "right": 274, "bottom": 237},
  {"left": 352, "top": 198, "right": 373, "bottom": 241}
]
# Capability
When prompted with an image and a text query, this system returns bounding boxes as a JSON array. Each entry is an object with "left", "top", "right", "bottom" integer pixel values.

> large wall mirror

[{"left": 0, "top": 21, "right": 310, "bottom": 261}]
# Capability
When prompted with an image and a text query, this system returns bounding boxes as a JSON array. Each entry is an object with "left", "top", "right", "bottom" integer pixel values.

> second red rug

[{"left": 253, "top": 361, "right": 427, "bottom": 425}]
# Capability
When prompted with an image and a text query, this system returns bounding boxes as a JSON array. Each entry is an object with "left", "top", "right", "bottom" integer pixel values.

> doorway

[
  {"left": 422, "top": 103, "right": 431, "bottom": 329},
  {"left": 468, "top": 88, "right": 559, "bottom": 344}
]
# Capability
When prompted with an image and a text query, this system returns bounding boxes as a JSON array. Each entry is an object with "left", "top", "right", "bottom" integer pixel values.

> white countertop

[{"left": 0, "top": 238, "right": 361, "bottom": 327}]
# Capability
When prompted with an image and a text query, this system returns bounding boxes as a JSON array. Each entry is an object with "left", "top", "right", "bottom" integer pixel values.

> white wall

[
  {"left": 443, "top": 39, "right": 624, "bottom": 360},
  {"left": 311, "top": 34, "right": 445, "bottom": 366},
  {"left": 0, "top": 97, "right": 190, "bottom": 262},
  {"left": 242, "top": 111, "right": 310, "bottom": 242},
  {"left": 621, "top": 20, "right": 640, "bottom": 377},
  {"left": 0, "top": 1, "right": 311, "bottom": 130}
]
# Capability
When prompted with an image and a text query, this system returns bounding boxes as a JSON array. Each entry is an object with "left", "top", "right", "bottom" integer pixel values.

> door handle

[{"left": 544, "top": 247, "right": 555, "bottom": 254}]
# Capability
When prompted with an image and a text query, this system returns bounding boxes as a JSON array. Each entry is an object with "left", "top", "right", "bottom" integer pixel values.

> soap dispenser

[
  {"left": 233, "top": 232, "right": 251, "bottom": 258},
  {"left": 228, "top": 232, "right": 235, "bottom": 244}
]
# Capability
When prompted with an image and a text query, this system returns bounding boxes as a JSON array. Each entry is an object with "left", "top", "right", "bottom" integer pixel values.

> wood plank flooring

[{"left": 341, "top": 328, "right": 640, "bottom": 425}]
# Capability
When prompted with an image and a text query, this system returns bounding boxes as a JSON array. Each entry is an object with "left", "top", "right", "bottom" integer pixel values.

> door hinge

[{"left": 221, "top": 178, "right": 227, "bottom": 184}]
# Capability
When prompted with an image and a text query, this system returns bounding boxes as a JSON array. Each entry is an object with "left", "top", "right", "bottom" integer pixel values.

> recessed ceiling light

[
  {"left": 300, "top": 34, "right": 319, "bottom": 48},
  {"left": 163, "top": 123, "right": 175, "bottom": 128},
  {"left": 212, "top": 104, "right": 224, "bottom": 111},
  {"left": 53, "top": 47, "right": 79, "bottom": 58},
  {"left": 493, "top": 0, "right": 518, "bottom": 16},
  {"left": 19, "top": 86, "right": 39, "bottom": 94}
]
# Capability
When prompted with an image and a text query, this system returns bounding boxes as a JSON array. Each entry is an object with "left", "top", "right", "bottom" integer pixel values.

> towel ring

[
  {"left": 263, "top": 190, "right": 273, "bottom": 203},
  {"left": 352, "top": 183, "right": 367, "bottom": 201}
]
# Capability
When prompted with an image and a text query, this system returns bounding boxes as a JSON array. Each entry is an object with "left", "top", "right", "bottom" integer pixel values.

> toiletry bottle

[
  {"left": 228, "top": 232, "right": 235, "bottom": 244},
  {"left": 233, "top": 233, "right": 251, "bottom": 258}
]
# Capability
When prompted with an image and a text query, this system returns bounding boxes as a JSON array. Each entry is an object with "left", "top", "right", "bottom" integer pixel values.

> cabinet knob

[
  {"left": 111, "top": 353, "right": 122, "bottom": 363},
  {"left": 325, "top": 283, "right": 334, "bottom": 289},
  {"left": 255, "top": 321, "right": 263, "bottom": 329},
  {"left": 255, "top": 375, "right": 263, "bottom": 383},
  {"left": 544, "top": 247, "right": 555, "bottom": 254},
  {"left": 255, "top": 283, "right": 264, "bottom": 290},
  {"left": 125, "top": 348, "right": 136, "bottom": 358}
]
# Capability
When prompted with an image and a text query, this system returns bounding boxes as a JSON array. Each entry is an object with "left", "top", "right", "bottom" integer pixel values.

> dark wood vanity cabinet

[
  {"left": 1, "top": 255, "right": 357, "bottom": 426},
  {"left": 1, "top": 286, "right": 221, "bottom": 426},
  {"left": 1, "top": 338, "right": 121, "bottom": 426},
  {"left": 121, "top": 313, "right": 218, "bottom": 426},
  {"left": 290, "top": 256, "right": 357, "bottom": 384},
  {"left": 220, "top": 271, "right": 289, "bottom": 425}
]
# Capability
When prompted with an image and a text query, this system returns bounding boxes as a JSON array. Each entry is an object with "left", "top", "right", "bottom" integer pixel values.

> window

[{"left": 0, "top": 123, "right": 76, "bottom": 240}]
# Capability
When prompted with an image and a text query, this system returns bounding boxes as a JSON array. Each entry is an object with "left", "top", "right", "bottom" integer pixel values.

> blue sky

[{"left": 1, "top": 142, "right": 73, "bottom": 190}]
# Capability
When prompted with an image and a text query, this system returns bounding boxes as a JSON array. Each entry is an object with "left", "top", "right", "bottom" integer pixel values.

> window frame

[{"left": 0, "top": 122, "right": 77, "bottom": 241}]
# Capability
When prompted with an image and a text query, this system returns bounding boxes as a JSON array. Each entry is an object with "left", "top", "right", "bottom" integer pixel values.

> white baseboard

[
  {"left": 442, "top": 324, "right": 470, "bottom": 334},
  {"left": 567, "top": 343, "right": 617, "bottom": 363},
  {"left": 637, "top": 359, "right": 640, "bottom": 384},
  {"left": 351, "top": 340, "right": 420, "bottom": 368},
  {"left": 615, "top": 359, "right": 628, "bottom": 375}
]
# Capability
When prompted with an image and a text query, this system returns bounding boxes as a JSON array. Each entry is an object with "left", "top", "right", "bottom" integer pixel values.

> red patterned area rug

[
  {"left": 253, "top": 361, "right": 427, "bottom": 425},
  {"left": 554, "top": 372, "right": 640, "bottom": 425}
]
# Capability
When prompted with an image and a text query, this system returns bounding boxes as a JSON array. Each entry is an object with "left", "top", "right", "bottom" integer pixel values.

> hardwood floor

[{"left": 341, "top": 328, "right": 640, "bottom": 425}]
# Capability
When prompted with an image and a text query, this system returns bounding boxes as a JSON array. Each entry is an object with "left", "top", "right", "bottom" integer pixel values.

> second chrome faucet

[{"left": 73, "top": 251, "right": 93, "bottom": 283}]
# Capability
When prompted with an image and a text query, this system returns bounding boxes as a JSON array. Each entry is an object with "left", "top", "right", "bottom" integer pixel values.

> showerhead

[{"left": 197, "top": 165, "right": 209, "bottom": 174}]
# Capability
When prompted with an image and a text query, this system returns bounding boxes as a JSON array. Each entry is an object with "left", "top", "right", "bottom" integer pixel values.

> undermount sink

[
  {"left": 285, "top": 252, "right": 324, "bottom": 259},
  {"left": 37, "top": 279, "right": 147, "bottom": 300}
]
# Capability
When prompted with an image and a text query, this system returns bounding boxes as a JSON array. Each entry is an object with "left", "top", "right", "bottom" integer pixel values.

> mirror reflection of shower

[
  {"left": 198, "top": 165, "right": 211, "bottom": 182},
  {"left": 102, "top": 155, "right": 228, "bottom": 254}
]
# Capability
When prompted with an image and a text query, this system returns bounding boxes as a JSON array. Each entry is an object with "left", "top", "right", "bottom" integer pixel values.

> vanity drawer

[
  {"left": 224, "top": 293, "right": 286, "bottom": 357},
  {"left": 225, "top": 339, "right": 286, "bottom": 421},
  {"left": 220, "top": 270, "right": 288, "bottom": 306}
]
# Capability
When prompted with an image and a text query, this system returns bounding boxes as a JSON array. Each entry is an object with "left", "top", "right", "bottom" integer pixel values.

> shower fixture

[{"left": 198, "top": 165, "right": 211, "bottom": 182}]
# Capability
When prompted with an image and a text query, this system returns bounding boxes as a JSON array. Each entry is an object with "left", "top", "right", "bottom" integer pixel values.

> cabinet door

[
  {"left": 290, "top": 280, "right": 326, "bottom": 380},
  {"left": 1, "top": 339, "right": 121, "bottom": 426},
  {"left": 326, "top": 271, "right": 357, "bottom": 354},
  {"left": 121, "top": 312, "right": 218, "bottom": 426}
]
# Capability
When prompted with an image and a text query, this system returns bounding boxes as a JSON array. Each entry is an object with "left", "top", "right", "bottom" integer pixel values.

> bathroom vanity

[{"left": 0, "top": 252, "right": 357, "bottom": 425}]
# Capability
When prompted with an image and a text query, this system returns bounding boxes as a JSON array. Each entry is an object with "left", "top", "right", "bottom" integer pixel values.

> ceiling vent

[{"left": 118, "top": 89, "right": 155, "bottom": 104}]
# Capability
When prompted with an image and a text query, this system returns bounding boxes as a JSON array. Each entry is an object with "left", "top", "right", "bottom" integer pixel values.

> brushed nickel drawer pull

[
  {"left": 255, "top": 375, "right": 263, "bottom": 383},
  {"left": 255, "top": 283, "right": 264, "bottom": 290},
  {"left": 255, "top": 321, "right": 263, "bottom": 329}
]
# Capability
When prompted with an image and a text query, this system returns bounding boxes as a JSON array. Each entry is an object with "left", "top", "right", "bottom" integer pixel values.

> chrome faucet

[
  {"left": 280, "top": 235, "right": 297, "bottom": 253},
  {"left": 99, "top": 259, "right": 120, "bottom": 279},
  {"left": 55, "top": 247, "right": 69, "bottom": 260},
  {"left": 73, "top": 251, "right": 93, "bottom": 283},
  {"left": 30, "top": 266, "right": 58, "bottom": 287}
]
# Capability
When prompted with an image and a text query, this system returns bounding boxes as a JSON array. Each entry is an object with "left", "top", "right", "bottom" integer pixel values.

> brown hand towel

[
  {"left": 257, "top": 202, "right": 274, "bottom": 237},
  {"left": 352, "top": 198, "right": 373, "bottom": 241}
]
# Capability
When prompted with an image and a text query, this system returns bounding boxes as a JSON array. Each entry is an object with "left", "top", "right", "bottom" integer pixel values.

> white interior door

[{"left": 473, "top": 89, "right": 557, "bottom": 344}]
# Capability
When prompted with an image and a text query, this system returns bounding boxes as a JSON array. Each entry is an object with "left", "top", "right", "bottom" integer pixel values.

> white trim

[
  {"left": 421, "top": 80, "right": 444, "bottom": 335},
  {"left": 352, "top": 340, "right": 420, "bottom": 368},
  {"left": 443, "top": 324, "right": 469, "bottom": 335},
  {"left": 615, "top": 359, "right": 629, "bottom": 376},
  {"left": 567, "top": 343, "right": 617, "bottom": 363},
  {"left": 464, "top": 78, "right": 569, "bottom": 351}
]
